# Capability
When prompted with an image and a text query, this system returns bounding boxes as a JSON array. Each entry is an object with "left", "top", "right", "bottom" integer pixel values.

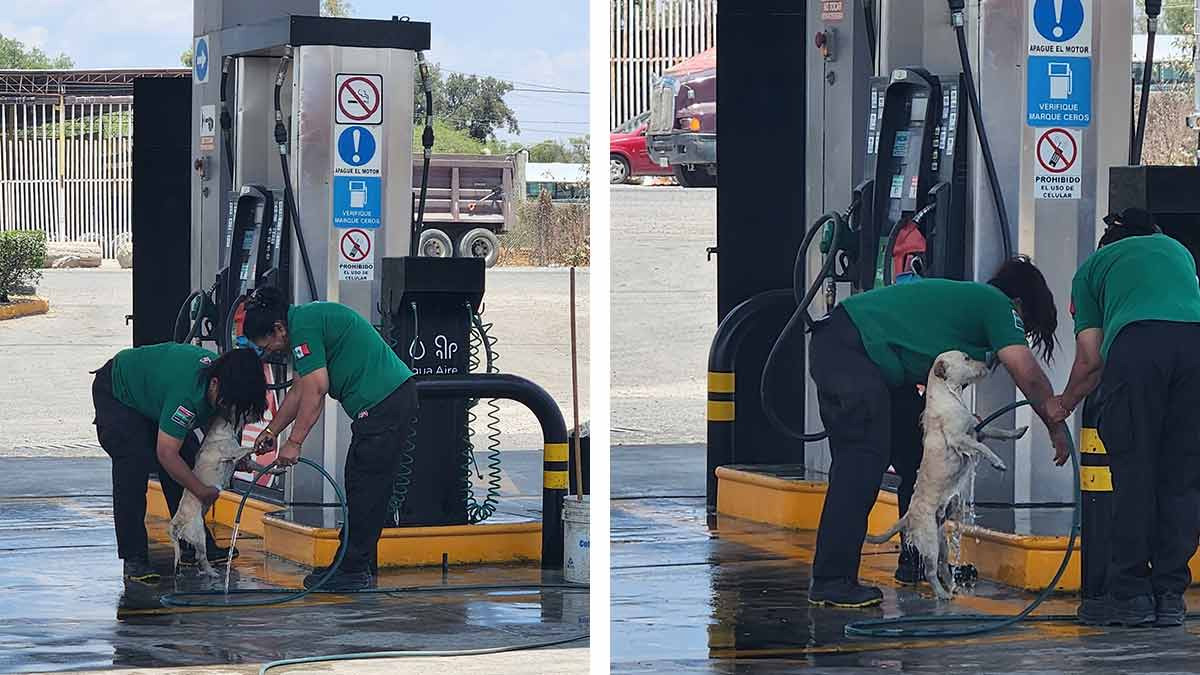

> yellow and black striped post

[
  {"left": 1079, "top": 392, "right": 1112, "bottom": 600},
  {"left": 413, "top": 374, "right": 569, "bottom": 570}
]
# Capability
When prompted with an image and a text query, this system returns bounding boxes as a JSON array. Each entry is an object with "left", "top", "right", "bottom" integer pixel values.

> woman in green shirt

[
  {"left": 242, "top": 287, "right": 418, "bottom": 592},
  {"left": 1052, "top": 209, "right": 1200, "bottom": 627},
  {"left": 91, "top": 345, "right": 266, "bottom": 583},
  {"left": 807, "top": 257, "right": 1072, "bottom": 608}
]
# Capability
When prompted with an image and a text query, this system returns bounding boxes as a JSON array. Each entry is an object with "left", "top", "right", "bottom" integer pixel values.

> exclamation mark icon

[
  {"left": 352, "top": 128, "right": 362, "bottom": 163},
  {"left": 1051, "top": 0, "right": 1064, "bottom": 37}
]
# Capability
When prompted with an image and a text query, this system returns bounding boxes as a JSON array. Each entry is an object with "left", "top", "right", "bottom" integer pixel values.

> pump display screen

[
  {"left": 892, "top": 131, "right": 911, "bottom": 158},
  {"left": 910, "top": 96, "right": 928, "bottom": 122}
]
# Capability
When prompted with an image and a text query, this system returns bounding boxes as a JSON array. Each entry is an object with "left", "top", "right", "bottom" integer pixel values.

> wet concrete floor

[
  {"left": 611, "top": 444, "right": 1200, "bottom": 673},
  {"left": 0, "top": 457, "right": 587, "bottom": 673}
]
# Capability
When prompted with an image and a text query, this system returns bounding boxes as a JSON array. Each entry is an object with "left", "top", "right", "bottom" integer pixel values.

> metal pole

[{"left": 570, "top": 267, "right": 583, "bottom": 500}]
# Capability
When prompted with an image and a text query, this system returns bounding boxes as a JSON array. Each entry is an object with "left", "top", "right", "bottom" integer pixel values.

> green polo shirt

[
  {"left": 287, "top": 302, "right": 414, "bottom": 418},
  {"left": 840, "top": 279, "right": 1029, "bottom": 387},
  {"left": 111, "top": 343, "right": 217, "bottom": 439},
  {"left": 1071, "top": 233, "right": 1200, "bottom": 359}
]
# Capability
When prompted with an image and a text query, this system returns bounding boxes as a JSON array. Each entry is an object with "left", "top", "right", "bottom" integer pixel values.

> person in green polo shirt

[
  {"left": 242, "top": 287, "right": 417, "bottom": 592},
  {"left": 91, "top": 345, "right": 266, "bottom": 583},
  {"left": 1051, "top": 209, "right": 1200, "bottom": 628},
  {"left": 807, "top": 256, "right": 1072, "bottom": 608}
]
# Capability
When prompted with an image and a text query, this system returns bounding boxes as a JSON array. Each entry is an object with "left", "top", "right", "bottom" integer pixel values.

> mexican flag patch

[
  {"left": 293, "top": 343, "right": 311, "bottom": 359},
  {"left": 170, "top": 405, "right": 195, "bottom": 429}
]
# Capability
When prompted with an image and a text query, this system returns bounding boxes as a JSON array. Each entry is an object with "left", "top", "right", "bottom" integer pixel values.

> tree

[
  {"left": 182, "top": 0, "right": 351, "bottom": 65},
  {"left": 0, "top": 35, "right": 72, "bottom": 69},
  {"left": 414, "top": 64, "right": 520, "bottom": 143}
]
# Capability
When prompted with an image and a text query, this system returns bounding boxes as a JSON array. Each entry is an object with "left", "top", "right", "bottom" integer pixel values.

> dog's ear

[{"left": 933, "top": 360, "right": 947, "bottom": 379}]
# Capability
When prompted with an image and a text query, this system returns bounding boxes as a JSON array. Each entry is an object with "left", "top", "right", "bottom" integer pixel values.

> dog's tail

[{"left": 865, "top": 514, "right": 907, "bottom": 544}]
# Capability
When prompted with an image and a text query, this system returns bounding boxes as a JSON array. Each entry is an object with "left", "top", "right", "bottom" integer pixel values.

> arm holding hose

[
  {"left": 272, "top": 369, "right": 329, "bottom": 466},
  {"left": 1054, "top": 328, "right": 1103, "bottom": 421},
  {"left": 997, "top": 345, "right": 1073, "bottom": 465}
]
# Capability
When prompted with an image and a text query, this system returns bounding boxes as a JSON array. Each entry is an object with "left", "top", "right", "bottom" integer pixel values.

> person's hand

[
  {"left": 253, "top": 427, "right": 277, "bottom": 456},
  {"left": 276, "top": 439, "right": 302, "bottom": 467},
  {"left": 1050, "top": 425, "right": 1072, "bottom": 466},
  {"left": 1044, "top": 396, "right": 1071, "bottom": 425},
  {"left": 199, "top": 485, "right": 221, "bottom": 509}
]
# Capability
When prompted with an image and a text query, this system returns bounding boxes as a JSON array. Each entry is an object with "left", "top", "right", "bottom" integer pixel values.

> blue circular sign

[
  {"left": 194, "top": 37, "right": 209, "bottom": 81},
  {"left": 1032, "top": 0, "right": 1085, "bottom": 43},
  {"left": 337, "top": 125, "right": 377, "bottom": 167}
]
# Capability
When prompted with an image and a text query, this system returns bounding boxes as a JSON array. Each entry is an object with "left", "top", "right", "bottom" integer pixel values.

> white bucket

[{"left": 562, "top": 496, "right": 590, "bottom": 583}]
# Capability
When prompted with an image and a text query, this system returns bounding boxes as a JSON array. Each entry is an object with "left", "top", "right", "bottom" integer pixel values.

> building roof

[
  {"left": 1132, "top": 34, "right": 1193, "bottom": 62},
  {"left": 527, "top": 162, "right": 588, "bottom": 183},
  {"left": 665, "top": 47, "right": 716, "bottom": 77}
]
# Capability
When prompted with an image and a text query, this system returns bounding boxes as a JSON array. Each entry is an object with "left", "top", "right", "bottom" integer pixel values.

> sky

[{"left": 0, "top": 0, "right": 589, "bottom": 144}]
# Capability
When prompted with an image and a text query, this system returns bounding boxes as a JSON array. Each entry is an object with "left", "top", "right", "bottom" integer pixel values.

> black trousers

[
  {"left": 91, "top": 359, "right": 208, "bottom": 560},
  {"left": 809, "top": 307, "right": 924, "bottom": 580},
  {"left": 1097, "top": 321, "right": 1200, "bottom": 599},
  {"left": 334, "top": 378, "right": 420, "bottom": 574}
]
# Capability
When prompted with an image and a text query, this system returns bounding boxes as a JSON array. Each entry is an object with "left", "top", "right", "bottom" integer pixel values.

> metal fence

[
  {"left": 610, "top": 0, "right": 717, "bottom": 130},
  {"left": 0, "top": 99, "right": 133, "bottom": 258}
]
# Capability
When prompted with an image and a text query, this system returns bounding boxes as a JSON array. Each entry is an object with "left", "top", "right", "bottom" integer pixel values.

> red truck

[{"left": 646, "top": 47, "right": 717, "bottom": 188}]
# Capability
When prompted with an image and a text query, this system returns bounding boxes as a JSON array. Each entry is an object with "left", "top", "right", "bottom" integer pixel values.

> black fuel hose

[
  {"left": 759, "top": 211, "right": 845, "bottom": 443},
  {"left": 273, "top": 48, "right": 320, "bottom": 302},
  {"left": 412, "top": 51, "right": 435, "bottom": 256},
  {"left": 1132, "top": 4, "right": 1162, "bottom": 165},
  {"left": 220, "top": 56, "right": 235, "bottom": 182},
  {"left": 949, "top": 4, "right": 1013, "bottom": 262}
]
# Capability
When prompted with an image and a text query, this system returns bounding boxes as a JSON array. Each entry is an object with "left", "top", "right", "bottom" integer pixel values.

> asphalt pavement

[{"left": 610, "top": 184, "right": 716, "bottom": 446}]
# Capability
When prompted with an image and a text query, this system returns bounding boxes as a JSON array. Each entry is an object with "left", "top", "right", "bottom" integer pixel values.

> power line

[{"left": 440, "top": 68, "right": 588, "bottom": 95}]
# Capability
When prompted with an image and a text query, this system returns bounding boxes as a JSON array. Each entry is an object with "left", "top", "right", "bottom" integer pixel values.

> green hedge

[{"left": 0, "top": 230, "right": 47, "bottom": 302}]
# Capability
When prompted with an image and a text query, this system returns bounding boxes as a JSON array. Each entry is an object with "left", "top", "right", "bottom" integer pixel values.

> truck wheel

[
  {"left": 610, "top": 156, "right": 631, "bottom": 184},
  {"left": 458, "top": 227, "right": 501, "bottom": 268},
  {"left": 674, "top": 165, "right": 716, "bottom": 188},
  {"left": 419, "top": 229, "right": 454, "bottom": 258}
]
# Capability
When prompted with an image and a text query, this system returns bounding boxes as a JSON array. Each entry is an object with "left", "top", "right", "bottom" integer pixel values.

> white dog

[
  {"left": 867, "top": 351, "right": 1027, "bottom": 599},
  {"left": 168, "top": 417, "right": 249, "bottom": 577}
]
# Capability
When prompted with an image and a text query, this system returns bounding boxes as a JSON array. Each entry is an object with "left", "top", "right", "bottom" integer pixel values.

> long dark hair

[
  {"left": 987, "top": 256, "right": 1058, "bottom": 363},
  {"left": 242, "top": 287, "right": 290, "bottom": 341},
  {"left": 203, "top": 349, "right": 267, "bottom": 427}
]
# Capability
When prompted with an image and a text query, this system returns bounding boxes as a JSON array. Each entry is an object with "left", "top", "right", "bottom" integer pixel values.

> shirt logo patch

[
  {"left": 170, "top": 406, "right": 195, "bottom": 429},
  {"left": 199, "top": 356, "right": 213, "bottom": 366},
  {"left": 293, "top": 344, "right": 311, "bottom": 359},
  {"left": 1012, "top": 309, "right": 1025, "bottom": 332}
]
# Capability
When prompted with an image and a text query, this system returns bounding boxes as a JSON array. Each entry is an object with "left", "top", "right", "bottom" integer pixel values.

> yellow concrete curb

[{"left": 0, "top": 297, "right": 48, "bottom": 321}]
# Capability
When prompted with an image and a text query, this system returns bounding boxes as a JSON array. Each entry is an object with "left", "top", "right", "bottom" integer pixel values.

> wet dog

[
  {"left": 867, "top": 351, "right": 1026, "bottom": 599},
  {"left": 168, "top": 418, "right": 248, "bottom": 576}
]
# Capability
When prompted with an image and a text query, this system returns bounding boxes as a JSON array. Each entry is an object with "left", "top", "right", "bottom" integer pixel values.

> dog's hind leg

[
  {"left": 978, "top": 425, "right": 1028, "bottom": 441},
  {"left": 924, "top": 552, "right": 952, "bottom": 600},
  {"left": 963, "top": 438, "right": 1008, "bottom": 472}
]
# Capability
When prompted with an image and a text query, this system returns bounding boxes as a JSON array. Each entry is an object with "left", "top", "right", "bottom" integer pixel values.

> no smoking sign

[
  {"left": 1033, "top": 127, "right": 1082, "bottom": 200},
  {"left": 338, "top": 228, "right": 375, "bottom": 281},
  {"left": 336, "top": 74, "right": 383, "bottom": 125}
]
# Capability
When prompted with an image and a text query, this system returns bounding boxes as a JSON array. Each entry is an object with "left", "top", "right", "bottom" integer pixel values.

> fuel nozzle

[{"left": 273, "top": 47, "right": 293, "bottom": 156}]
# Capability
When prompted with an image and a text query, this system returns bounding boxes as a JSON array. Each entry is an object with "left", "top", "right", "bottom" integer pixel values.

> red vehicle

[{"left": 609, "top": 111, "right": 673, "bottom": 184}]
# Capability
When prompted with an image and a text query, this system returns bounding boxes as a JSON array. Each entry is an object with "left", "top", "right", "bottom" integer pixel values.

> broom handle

[{"left": 570, "top": 267, "right": 583, "bottom": 500}]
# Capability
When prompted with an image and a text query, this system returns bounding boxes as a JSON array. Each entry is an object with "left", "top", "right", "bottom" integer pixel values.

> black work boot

[
  {"left": 895, "top": 544, "right": 924, "bottom": 584},
  {"left": 303, "top": 567, "right": 372, "bottom": 591},
  {"left": 123, "top": 557, "right": 161, "bottom": 584},
  {"left": 1155, "top": 592, "right": 1187, "bottom": 627},
  {"left": 809, "top": 578, "right": 883, "bottom": 608},
  {"left": 1076, "top": 595, "right": 1113, "bottom": 626},
  {"left": 1110, "top": 594, "right": 1156, "bottom": 627}
]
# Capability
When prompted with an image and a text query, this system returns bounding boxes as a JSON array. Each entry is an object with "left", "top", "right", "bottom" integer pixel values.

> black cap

[{"left": 1102, "top": 207, "right": 1157, "bottom": 230}]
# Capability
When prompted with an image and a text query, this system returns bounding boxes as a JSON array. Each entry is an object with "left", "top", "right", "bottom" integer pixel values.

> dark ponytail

[
  {"left": 242, "top": 287, "right": 290, "bottom": 341},
  {"left": 202, "top": 348, "right": 267, "bottom": 427},
  {"left": 987, "top": 256, "right": 1058, "bottom": 363},
  {"left": 1098, "top": 207, "right": 1161, "bottom": 248}
]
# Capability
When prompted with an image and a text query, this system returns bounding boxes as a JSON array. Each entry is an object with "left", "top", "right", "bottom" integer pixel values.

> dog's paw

[{"left": 991, "top": 458, "right": 1008, "bottom": 472}]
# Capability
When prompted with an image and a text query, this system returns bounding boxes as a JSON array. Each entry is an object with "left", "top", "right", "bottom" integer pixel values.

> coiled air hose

[
  {"left": 759, "top": 210, "right": 847, "bottom": 443},
  {"left": 844, "top": 400, "right": 1079, "bottom": 638},
  {"left": 463, "top": 304, "right": 504, "bottom": 523}
]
